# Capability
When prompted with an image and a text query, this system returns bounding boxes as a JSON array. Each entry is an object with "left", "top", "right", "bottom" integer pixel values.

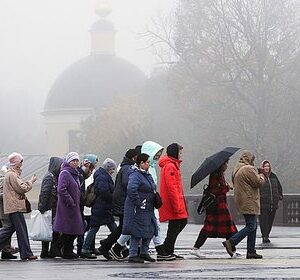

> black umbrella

[{"left": 190, "top": 147, "right": 240, "bottom": 189}]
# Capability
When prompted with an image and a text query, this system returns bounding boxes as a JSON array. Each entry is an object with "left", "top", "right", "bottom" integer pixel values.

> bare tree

[{"left": 144, "top": 0, "right": 300, "bottom": 191}]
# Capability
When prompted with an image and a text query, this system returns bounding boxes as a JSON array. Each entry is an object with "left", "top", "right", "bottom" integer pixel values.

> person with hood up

[
  {"left": 122, "top": 153, "right": 158, "bottom": 263},
  {"left": 158, "top": 143, "right": 188, "bottom": 260},
  {"left": 80, "top": 158, "right": 117, "bottom": 259},
  {"left": 53, "top": 152, "right": 85, "bottom": 259},
  {"left": 259, "top": 160, "right": 283, "bottom": 244},
  {"left": 38, "top": 156, "right": 63, "bottom": 258},
  {"left": 142, "top": 141, "right": 176, "bottom": 261},
  {"left": 0, "top": 152, "right": 37, "bottom": 260},
  {"left": 223, "top": 151, "right": 265, "bottom": 259}
]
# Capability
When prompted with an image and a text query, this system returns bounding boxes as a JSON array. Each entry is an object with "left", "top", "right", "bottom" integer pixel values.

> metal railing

[{"left": 185, "top": 194, "right": 300, "bottom": 226}]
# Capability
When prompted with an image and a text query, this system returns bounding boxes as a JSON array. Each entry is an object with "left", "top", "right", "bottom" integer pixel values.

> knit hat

[
  {"left": 83, "top": 154, "right": 98, "bottom": 166},
  {"left": 8, "top": 152, "right": 23, "bottom": 167},
  {"left": 167, "top": 143, "right": 179, "bottom": 159},
  {"left": 65, "top": 152, "right": 80, "bottom": 163},
  {"left": 103, "top": 158, "right": 117, "bottom": 171},
  {"left": 125, "top": 148, "right": 137, "bottom": 159}
]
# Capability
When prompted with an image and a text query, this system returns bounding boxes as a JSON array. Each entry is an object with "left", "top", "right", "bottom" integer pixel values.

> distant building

[{"left": 43, "top": 5, "right": 147, "bottom": 156}]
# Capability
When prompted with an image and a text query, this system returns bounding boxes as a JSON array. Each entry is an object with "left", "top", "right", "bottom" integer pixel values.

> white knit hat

[{"left": 65, "top": 152, "right": 80, "bottom": 163}]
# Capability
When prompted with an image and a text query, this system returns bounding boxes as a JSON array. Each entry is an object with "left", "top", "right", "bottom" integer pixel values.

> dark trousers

[
  {"left": 164, "top": 218, "right": 187, "bottom": 254},
  {"left": 0, "top": 212, "right": 33, "bottom": 259},
  {"left": 41, "top": 231, "right": 60, "bottom": 255},
  {"left": 194, "top": 229, "right": 232, "bottom": 248},
  {"left": 259, "top": 209, "right": 277, "bottom": 239},
  {"left": 101, "top": 216, "right": 124, "bottom": 252}
]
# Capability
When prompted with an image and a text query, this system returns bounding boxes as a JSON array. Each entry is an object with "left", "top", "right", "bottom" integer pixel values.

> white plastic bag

[{"left": 29, "top": 210, "right": 52, "bottom": 241}]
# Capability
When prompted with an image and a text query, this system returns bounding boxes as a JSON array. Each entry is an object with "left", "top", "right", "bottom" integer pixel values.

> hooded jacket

[
  {"left": 232, "top": 151, "right": 265, "bottom": 215},
  {"left": 259, "top": 160, "right": 283, "bottom": 211},
  {"left": 141, "top": 141, "right": 164, "bottom": 185},
  {"left": 158, "top": 155, "right": 188, "bottom": 222},
  {"left": 38, "top": 157, "right": 63, "bottom": 214}
]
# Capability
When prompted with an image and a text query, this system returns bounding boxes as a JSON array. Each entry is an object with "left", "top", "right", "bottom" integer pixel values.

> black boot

[
  {"left": 109, "top": 243, "right": 124, "bottom": 260},
  {"left": 1, "top": 251, "right": 18, "bottom": 260},
  {"left": 40, "top": 241, "right": 49, "bottom": 258},
  {"left": 155, "top": 245, "right": 176, "bottom": 261}
]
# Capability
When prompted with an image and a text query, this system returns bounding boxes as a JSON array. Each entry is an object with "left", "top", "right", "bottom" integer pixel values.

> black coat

[
  {"left": 260, "top": 172, "right": 283, "bottom": 211},
  {"left": 38, "top": 157, "right": 63, "bottom": 214},
  {"left": 90, "top": 167, "right": 115, "bottom": 227},
  {"left": 112, "top": 157, "right": 135, "bottom": 216}
]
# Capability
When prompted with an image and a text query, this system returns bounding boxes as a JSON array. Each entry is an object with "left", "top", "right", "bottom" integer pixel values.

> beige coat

[
  {"left": 232, "top": 151, "right": 265, "bottom": 215},
  {"left": 3, "top": 168, "right": 33, "bottom": 214}
]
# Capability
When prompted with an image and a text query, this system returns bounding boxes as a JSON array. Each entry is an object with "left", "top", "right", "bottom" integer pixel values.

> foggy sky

[{"left": 0, "top": 0, "right": 175, "bottom": 96}]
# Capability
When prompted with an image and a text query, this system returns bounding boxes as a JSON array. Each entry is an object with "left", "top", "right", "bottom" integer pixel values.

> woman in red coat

[
  {"left": 158, "top": 143, "right": 188, "bottom": 259},
  {"left": 190, "top": 160, "right": 238, "bottom": 258}
]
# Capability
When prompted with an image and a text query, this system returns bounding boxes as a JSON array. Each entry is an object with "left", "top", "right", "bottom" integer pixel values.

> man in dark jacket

[
  {"left": 38, "top": 157, "right": 63, "bottom": 258},
  {"left": 99, "top": 148, "right": 137, "bottom": 260}
]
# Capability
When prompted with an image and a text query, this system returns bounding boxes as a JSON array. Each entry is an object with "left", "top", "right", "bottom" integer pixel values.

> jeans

[
  {"left": 129, "top": 236, "right": 151, "bottom": 257},
  {"left": 82, "top": 221, "right": 117, "bottom": 252},
  {"left": 230, "top": 214, "right": 257, "bottom": 253},
  {"left": 117, "top": 234, "right": 131, "bottom": 246}
]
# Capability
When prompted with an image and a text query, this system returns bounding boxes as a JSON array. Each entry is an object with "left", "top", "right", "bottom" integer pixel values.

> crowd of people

[{"left": 0, "top": 142, "right": 283, "bottom": 262}]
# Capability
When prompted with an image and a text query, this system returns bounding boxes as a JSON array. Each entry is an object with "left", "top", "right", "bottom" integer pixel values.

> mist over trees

[{"left": 147, "top": 0, "right": 300, "bottom": 191}]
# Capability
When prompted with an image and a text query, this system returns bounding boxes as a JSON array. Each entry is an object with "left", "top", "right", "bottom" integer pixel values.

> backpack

[{"left": 83, "top": 183, "right": 96, "bottom": 207}]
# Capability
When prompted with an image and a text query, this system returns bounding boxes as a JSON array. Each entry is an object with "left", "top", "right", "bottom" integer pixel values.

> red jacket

[{"left": 158, "top": 155, "right": 188, "bottom": 222}]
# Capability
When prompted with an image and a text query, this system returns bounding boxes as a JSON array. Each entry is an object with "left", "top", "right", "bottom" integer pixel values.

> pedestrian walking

[
  {"left": 122, "top": 153, "right": 157, "bottom": 263},
  {"left": 0, "top": 152, "right": 37, "bottom": 260},
  {"left": 190, "top": 160, "right": 238, "bottom": 258},
  {"left": 52, "top": 152, "right": 85, "bottom": 259},
  {"left": 223, "top": 151, "right": 265, "bottom": 259},
  {"left": 259, "top": 160, "right": 283, "bottom": 243},
  {"left": 80, "top": 158, "right": 117, "bottom": 259},
  {"left": 158, "top": 143, "right": 188, "bottom": 260},
  {"left": 0, "top": 165, "right": 18, "bottom": 259},
  {"left": 38, "top": 156, "right": 63, "bottom": 258},
  {"left": 101, "top": 148, "right": 137, "bottom": 260}
]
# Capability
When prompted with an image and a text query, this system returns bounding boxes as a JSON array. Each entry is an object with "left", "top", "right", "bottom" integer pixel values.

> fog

[
  {"left": 1, "top": 0, "right": 300, "bottom": 193},
  {"left": 0, "top": 0, "right": 174, "bottom": 153}
]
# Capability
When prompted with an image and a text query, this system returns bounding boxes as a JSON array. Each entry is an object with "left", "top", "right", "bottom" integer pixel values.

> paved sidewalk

[{"left": 0, "top": 224, "right": 300, "bottom": 279}]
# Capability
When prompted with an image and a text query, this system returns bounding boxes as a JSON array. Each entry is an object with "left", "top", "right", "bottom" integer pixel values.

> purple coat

[{"left": 53, "top": 161, "right": 84, "bottom": 235}]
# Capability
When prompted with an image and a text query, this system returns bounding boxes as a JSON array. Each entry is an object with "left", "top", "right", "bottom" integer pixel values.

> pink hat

[{"left": 8, "top": 152, "right": 23, "bottom": 167}]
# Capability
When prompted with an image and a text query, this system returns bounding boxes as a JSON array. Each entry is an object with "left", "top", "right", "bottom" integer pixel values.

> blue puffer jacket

[
  {"left": 90, "top": 167, "right": 115, "bottom": 227},
  {"left": 122, "top": 169, "right": 158, "bottom": 238}
]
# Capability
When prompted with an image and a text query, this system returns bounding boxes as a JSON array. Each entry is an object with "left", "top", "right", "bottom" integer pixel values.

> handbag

[
  {"left": 83, "top": 183, "right": 96, "bottom": 207},
  {"left": 197, "top": 184, "right": 217, "bottom": 215},
  {"left": 153, "top": 191, "right": 163, "bottom": 209},
  {"left": 25, "top": 198, "right": 32, "bottom": 213}
]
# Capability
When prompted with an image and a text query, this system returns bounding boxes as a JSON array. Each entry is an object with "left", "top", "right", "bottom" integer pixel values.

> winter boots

[{"left": 155, "top": 244, "right": 176, "bottom": 261}]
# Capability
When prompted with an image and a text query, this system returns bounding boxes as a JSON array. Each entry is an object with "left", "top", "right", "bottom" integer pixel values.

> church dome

[{"left": 44, "top": 54, "right": 147, "bottom": 111}]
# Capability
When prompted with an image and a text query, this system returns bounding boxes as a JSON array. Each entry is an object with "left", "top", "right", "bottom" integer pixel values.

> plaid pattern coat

[{"left": 201, "top": 173, "right": 237, "bottom": 238}]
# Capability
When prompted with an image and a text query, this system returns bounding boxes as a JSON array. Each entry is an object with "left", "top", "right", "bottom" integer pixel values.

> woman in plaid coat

[{"left": 190, "top": 160, "right": 237, "bottom": 258}]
